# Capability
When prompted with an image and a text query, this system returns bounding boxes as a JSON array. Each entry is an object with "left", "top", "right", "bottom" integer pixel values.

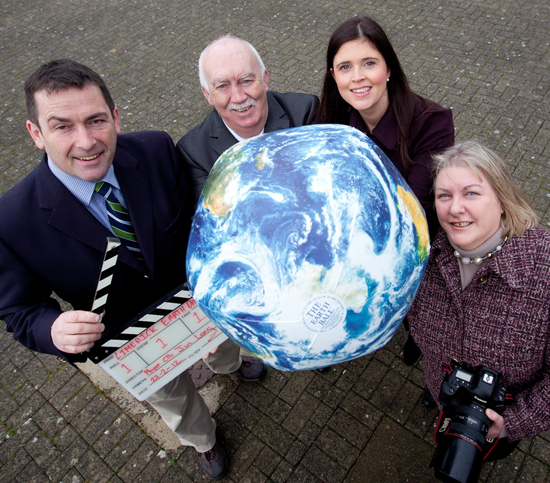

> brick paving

[{"left": 1, "top": 0, "right": 549, "bottom": 482}]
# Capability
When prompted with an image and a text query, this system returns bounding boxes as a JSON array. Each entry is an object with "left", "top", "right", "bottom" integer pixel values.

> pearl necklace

[{"left": 453, "top": 237, "right": 508, "bottom": 265}]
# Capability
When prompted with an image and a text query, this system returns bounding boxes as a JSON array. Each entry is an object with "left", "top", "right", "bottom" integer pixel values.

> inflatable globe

[{"left": 186, "top": 124, "right": 429, "bottom": 371}]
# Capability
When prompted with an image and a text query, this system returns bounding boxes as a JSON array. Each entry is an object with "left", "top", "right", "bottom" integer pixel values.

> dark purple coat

[
  {"left": 350, "top": 97, "right": 454, "bottom": 237},
  {"left": 408, "top": 226, "right": 550, "bottom": 441}
]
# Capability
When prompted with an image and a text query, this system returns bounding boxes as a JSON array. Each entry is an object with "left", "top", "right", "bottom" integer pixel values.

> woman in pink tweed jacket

[{"left": 407, "top": 141, "right": 550, "bottom": 451}]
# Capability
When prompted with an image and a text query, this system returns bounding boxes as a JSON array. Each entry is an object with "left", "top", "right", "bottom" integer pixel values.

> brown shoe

[
  {"left": 197, "top": 440, "right": 228, "bottom": 479},
  {"left": 233, "top": 356, "right": 266, "bottom": 382}
]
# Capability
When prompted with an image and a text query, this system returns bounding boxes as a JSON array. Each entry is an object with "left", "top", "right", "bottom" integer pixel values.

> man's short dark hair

[{"left": 25, "top": 59, "right": 116, "bottom": 128}]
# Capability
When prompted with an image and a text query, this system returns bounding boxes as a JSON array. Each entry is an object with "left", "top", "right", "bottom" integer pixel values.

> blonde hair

[{"left": 431, "top": 141, "right": 538, "bottom": 238}]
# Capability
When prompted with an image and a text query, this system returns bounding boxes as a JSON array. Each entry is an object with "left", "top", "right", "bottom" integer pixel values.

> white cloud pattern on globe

[{"left": 187, "top": 125, "right": 429, "bottom": 371}]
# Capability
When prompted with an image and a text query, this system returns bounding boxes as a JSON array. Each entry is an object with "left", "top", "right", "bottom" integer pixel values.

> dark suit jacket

[
  {"left": 177, "top": 91, "right": 319, "bottom": 203},
  {"left": 0, "top": 131, "right": 193, "bottom": 363}
]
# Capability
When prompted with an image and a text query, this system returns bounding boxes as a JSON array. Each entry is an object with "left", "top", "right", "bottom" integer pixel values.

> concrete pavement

[{"left": 1, "top": 0, "right": 549, "bottom": 481}]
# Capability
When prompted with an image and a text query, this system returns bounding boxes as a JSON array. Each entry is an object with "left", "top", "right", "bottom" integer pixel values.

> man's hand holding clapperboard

[{"left": 86, "top": 237, "right": 228, "bottom": 400}]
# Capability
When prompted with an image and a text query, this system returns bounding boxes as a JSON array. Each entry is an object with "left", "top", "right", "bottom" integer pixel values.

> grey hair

[
  {"left": 431, "top": 140, "right": 538, "bottom": 238},
  {"left": 198, "top": 35, "right": 266, "bottom": 93}
]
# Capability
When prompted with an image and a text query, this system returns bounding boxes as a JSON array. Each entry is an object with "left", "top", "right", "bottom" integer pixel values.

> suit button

[{"left": 478, "top": 277, "right": 488, "bottom": 285}]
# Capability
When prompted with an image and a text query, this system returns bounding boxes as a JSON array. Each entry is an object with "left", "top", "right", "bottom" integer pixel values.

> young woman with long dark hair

[{"left": 316, "top": 16, "right": 455, "bottom": 367}]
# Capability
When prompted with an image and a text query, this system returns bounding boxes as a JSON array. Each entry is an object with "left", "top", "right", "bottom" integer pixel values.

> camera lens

[
  {"left": 431, "top": 405, "right": 491, "bottom": 483},
  {"left": 451, "top": 404, "right": 490, "bottom": 440}
]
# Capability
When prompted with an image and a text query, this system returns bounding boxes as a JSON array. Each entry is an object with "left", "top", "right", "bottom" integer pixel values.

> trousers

[{"left": 145, "top": 338, "right": 241, "bottom": 452}]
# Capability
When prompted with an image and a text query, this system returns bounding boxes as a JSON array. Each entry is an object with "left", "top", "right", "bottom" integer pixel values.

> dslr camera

[{"left": 431, "top": 360, "right": 512, "bottom": 483}]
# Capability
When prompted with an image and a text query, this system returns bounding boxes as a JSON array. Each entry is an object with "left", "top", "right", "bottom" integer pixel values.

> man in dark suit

[
  {"left": 177, "top": 35, "right": 319, "bottom": 204},
  {"left": 0, "top": 60, "right": 259, "bottom": 479}
]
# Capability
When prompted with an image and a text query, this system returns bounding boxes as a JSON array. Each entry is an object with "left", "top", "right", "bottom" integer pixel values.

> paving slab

[
  {"left": 1, "top": 0, "right": 550, "bottom": 482},
  {"left": 344, "top": 416, "right": 437, "bottom": 483}
]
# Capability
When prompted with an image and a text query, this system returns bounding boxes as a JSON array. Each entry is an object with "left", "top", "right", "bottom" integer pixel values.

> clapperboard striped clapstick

[
  {"left": 88, "top": 286, "right": 193, "bottom": 362},
  {"left": 91, "top": 237, "right": 121, "bottom": 317}
]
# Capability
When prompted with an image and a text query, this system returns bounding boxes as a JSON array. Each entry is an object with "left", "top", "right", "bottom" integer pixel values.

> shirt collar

[
  {"left": 223, "top": 121, "right": 264, "bottom": 143},
  {"left": 47, "top": 158, "right": 120, "bottom": 206}
]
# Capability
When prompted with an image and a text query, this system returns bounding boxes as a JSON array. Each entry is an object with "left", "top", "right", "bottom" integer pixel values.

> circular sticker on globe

[{"left": 302, "top": 294, "right": 347, "bottom": 333}]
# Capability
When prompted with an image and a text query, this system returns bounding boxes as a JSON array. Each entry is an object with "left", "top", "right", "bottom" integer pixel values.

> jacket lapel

[
  {"left": 211, "top": 121, "right": 241, "bottom": 161},
  {"left": 264, "top": 92, "right": 290, "bottom": 133},
  {"left": 36, "top": 158, "right": 112, "bottom": 253}
]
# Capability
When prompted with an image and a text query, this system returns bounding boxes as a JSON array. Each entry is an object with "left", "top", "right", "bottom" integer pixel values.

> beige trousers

[{"left": 146, "top": 338, "right": 241, "bottom": 452}]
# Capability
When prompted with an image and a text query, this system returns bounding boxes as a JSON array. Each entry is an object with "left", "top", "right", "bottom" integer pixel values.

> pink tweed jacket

[{"left": 408, "top": 225, "right": 550, "bottom": 441}]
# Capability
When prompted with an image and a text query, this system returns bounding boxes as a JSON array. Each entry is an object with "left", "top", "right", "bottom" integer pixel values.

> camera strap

[
  {"left": 433, "top": 410, "right": 452, "bottom": 447},
  {"left": 482, "top": 437, "right": 500, "bottom": 460}
]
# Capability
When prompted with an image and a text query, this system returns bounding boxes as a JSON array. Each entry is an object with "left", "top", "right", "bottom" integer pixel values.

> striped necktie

[{"left": 94, "top": 181, "right": 142, "bottom": 255}]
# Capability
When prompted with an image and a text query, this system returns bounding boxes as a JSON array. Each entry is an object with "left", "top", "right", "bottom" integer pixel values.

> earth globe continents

[{"left": 186, "top": 124, "right": 429, "bottom": 371}]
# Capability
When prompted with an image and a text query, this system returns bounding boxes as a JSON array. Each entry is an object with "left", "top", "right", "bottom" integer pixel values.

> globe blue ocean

[{"left": 187, "top": 125, "right": 429, "bottom": 371}]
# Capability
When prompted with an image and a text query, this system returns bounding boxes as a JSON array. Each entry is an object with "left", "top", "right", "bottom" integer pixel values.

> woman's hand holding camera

[{"left": 486, "top": 408, "right": 506, "bottom": 440}]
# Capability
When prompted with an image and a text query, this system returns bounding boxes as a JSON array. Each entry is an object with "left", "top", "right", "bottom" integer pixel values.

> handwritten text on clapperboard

[{"left": 99, "top": 297, "right": 227, "bottom": 400}]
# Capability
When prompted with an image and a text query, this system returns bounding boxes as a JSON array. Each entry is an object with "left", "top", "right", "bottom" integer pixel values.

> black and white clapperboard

[{"left": 87, "top": 238, "right": 228, "bottom": 401}]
